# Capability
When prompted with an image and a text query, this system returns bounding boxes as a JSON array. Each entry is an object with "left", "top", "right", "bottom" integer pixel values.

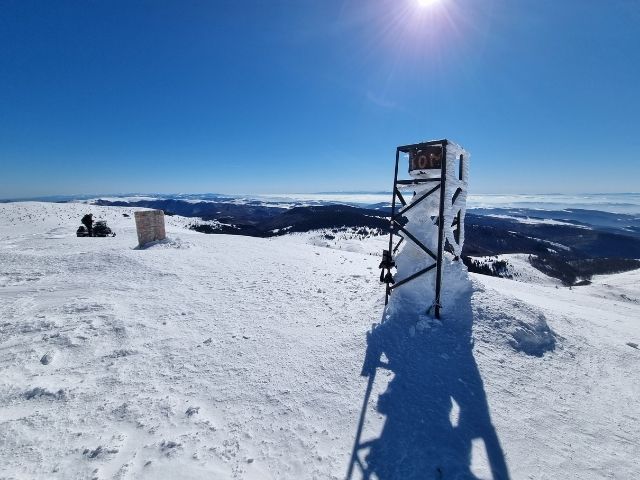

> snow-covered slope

[
  {"left": 1, "top": 202, "right": 638, "bottom": 479},
  {"left": 283, "top": 227, "right": 387, "bottom": 256},
  {"left": 467, "top": 254, "right": 563, "bottom": 286}
]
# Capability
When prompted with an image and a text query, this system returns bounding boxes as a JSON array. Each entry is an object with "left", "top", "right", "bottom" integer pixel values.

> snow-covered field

[
  {"left": 1, "top": 202, "right": 638, "bottom": 479},
  {"left": 467, "top": 255, "right": 563, "bottom": 286}
]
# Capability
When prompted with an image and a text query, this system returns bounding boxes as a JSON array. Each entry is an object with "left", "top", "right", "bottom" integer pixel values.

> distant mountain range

[{"left": 93, "top": 198, "right": 640, "bottom": 285}]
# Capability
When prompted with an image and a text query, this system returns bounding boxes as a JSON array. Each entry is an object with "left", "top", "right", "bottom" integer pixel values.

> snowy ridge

[
  {"left": 486, "top": 214, "right": 592, "bottom": 229},
  {"left": 468, "top": 254, "right": 563, "bottom": 286},
  {"left": 1, "top": 202, "right": 639, "bottom": 479},
  {"left": 283, "top": 227, "right": 387, "bottom": 255}
]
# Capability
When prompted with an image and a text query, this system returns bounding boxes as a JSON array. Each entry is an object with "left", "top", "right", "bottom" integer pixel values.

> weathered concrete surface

[{"left": 134, "top": 210, "right": 166, "bottom": 246}]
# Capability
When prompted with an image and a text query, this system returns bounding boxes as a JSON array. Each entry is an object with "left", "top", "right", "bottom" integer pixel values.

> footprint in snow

[
  {"left": 40, "top": 350, "right": 55, "bottom": 365},
  {"left": 83, "top": 446, "right": 119, "bottom": 459},
  {"left": 185, "top": 406, "right": 200, "bottom": 417},
  {"left": 160, "top": 440, "right": 181, "bottom": 456}
]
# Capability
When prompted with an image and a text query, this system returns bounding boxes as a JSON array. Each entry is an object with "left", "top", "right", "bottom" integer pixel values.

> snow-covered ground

[
  {"left": 467, "top": 254, "right": 563, "bottom": 286},
  {"left": 485, "top": 215, "right": 592, "bottom": 229},
  {"left": 0, "top": 202, "right": 638, "bottom": 479},
  {"left": 284, "top": 228, "right": 387, "bottom": 256}
]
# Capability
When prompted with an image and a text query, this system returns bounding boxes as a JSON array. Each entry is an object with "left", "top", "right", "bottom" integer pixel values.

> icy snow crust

[
  {"left": 443, "top": 142, "right": 469, "bottom": 259},
  {"left": 1, "top": 202, "right": 639, "bottom": 479}
]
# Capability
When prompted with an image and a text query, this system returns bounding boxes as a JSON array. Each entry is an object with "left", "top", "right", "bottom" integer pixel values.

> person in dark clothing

[{"left": 81, "top": 214, "right": 94, "bottom": 237}]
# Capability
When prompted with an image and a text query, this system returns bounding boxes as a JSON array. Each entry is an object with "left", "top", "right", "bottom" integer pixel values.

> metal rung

[
  {"left": 452, "top": 187, "right": 462, "bottom": 204},
  {"left": 390, "top": 263, "right": 437, "bottom": 290},
  {"left": 396, "top": 178, "right": 441, "bottom": 185},
  {"left": 394, "top": 223, "right": 438, "bottom": 260},
  {"left": 394, "top": 187, "right": 407, "bottom": 207},
  {"left": 395, "top": 184, "right": 441, "bottom": 218}
]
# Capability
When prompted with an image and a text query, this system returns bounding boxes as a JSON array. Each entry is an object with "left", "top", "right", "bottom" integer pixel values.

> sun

[{"left": 416, "top": 0, "right": 440, "bottom": 7}]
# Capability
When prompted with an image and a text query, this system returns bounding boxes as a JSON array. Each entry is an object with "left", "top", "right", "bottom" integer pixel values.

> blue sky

[{"left": 1, "top": 0, "right": 639, "bottom": 198}]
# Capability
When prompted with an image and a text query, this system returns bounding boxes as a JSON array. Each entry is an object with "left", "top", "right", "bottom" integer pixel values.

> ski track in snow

[{"left": 0, "top": 202, "right": 638, "bottom": 479}]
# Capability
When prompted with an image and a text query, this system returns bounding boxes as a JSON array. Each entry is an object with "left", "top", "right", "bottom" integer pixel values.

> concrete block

[{"left": 134, "top": 210, "right": 166, "bottom": 246}]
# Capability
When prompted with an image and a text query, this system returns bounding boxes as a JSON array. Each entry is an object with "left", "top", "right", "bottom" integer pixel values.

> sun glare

[{"left": 416, "top": 0, "right": 440, "bottom": 7}]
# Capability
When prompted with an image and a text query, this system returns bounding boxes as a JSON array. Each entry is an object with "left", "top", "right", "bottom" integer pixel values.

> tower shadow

[{"left": 347, "top": 288, "right": 510, "bottom": 480}]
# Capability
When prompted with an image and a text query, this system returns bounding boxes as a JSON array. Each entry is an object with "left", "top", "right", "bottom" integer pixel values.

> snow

[
  {"left": 1, "top": 202, "right": 639, "bottom": 479},
  {"left": 444, "top": 142, "right": 469, "bottom": 258},
  {"left": 284, "top": 228, "right": 387, "bottom": 255},
  {"left": 83, "top": 196, "right": 162, "bottom": 204},
  {"left": 468, "top": 254, "right": 563, "bottom": 286},
  {"left": 0, "top": 203, "right": 382, "bottom": 479},
  {"left": 468, "top": 271, "right": 640, "bottom": 477},
  {"left": 468, "top": 193, "right": 640, "bottom": 215},
  {"left": 486, "top": 214, "right": 592, "bottom": 229}
]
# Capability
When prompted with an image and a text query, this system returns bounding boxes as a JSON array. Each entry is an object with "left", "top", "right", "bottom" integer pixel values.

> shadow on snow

[{"left": 346, "top": 288, "right": 510, "bottom": 480}]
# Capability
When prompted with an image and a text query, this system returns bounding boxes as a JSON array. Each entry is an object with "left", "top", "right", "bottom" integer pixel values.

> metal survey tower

[{"left": 379, "top": 139, "right": 469, "bottom": 319}]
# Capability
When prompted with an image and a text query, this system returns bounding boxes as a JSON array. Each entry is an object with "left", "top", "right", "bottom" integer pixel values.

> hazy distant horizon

[{"left": 3, "top": 191, "right": 640, "bottom": 215}]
